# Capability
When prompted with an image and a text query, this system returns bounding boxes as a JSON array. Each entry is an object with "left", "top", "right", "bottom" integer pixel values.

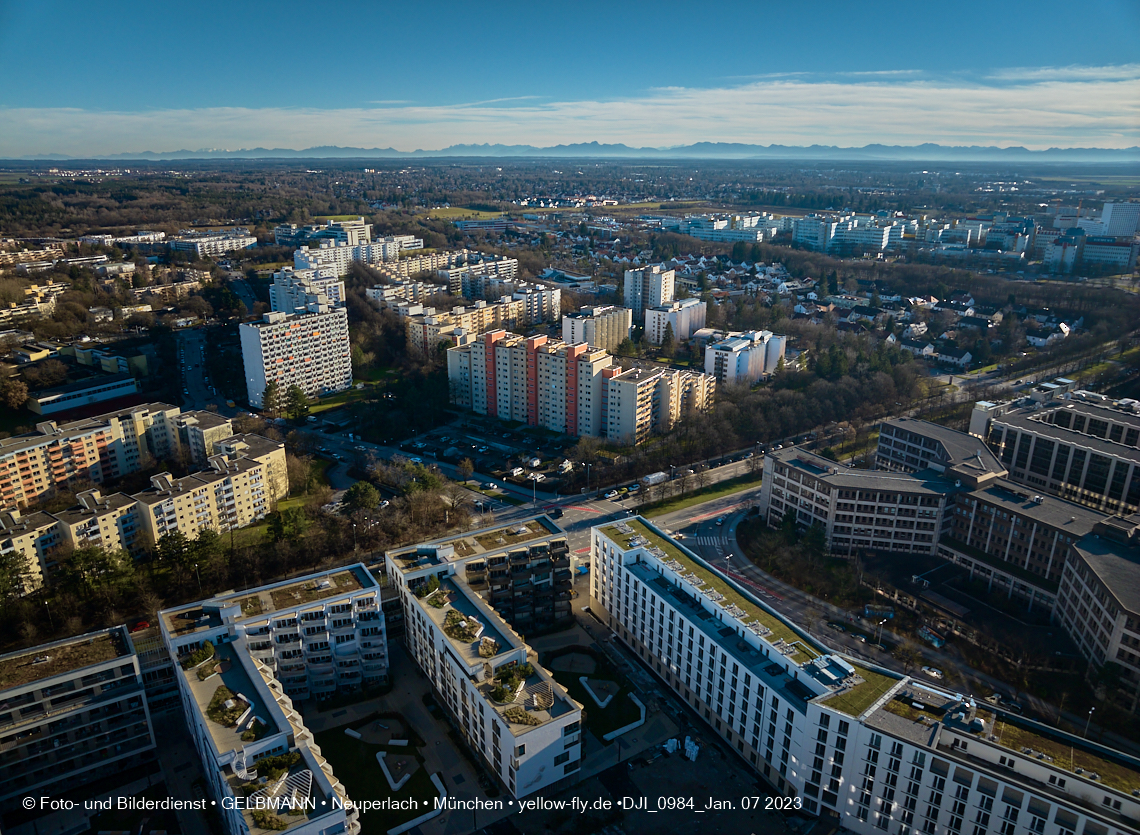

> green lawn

[
  {"left": 309, "top": 385, "right": 374, "bottom": 414},
  {"left": 640, "top": 472, "right": 764, "bottom": 517},
  {"left": 310, "top": 725, "right": 439, "bottom": 834},
  {"left": 428, "top": 207, "right": 505, "bottom": 220},
  {"left": 544, "top": 648, "right": 642, "bottom": 742},
  {"left": 822, "top": 666, "right": 897, "bottom": 717},
  {"left": 229, "top": 463, "right": 330, "bottom": 547}
]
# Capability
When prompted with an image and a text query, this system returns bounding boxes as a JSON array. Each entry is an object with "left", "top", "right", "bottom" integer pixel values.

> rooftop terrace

[
  {"left": 0, "top": 628, "right": 129, "bottom": 690},
  {"left": 182, "top": 644, "right": 274, "bottom": 756},
  {"left": 163, "top": 567, "right": 372, "bottom": 637},
  {"left": 389, "top": 516, "right": 562, "bottom": 573}
]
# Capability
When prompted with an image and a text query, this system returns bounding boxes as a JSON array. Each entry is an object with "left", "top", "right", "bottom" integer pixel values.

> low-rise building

[{"left": 26, "top": 372, "right": 141, "bottom": 415}]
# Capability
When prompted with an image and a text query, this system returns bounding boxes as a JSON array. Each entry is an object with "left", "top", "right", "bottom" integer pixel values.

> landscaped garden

[{"left": 543, "top": 646, "right": 641, "bottom": 741}]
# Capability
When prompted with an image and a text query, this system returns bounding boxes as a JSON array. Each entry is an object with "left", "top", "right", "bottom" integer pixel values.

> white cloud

[{"left": 1, "top": 67, "right": 1137, "bottom": 156}]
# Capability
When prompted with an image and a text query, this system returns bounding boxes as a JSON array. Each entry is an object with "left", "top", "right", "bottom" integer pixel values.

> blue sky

[{"left": 1, "top": 0, "right": 1138, "bottom": 155}]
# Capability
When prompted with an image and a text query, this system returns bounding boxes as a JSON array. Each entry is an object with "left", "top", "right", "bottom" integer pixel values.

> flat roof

[
  {"left": 0, "top": 402, "right": 178, "bottom": 455},
  {"left": 49, "top": 492, "right": 137, "bottom": 526},
  {"left": 1072, "top": 536, "right": 1140, "bottom": 614},
  {"left": 419, "top": 576, "right": 510, "bottom": 667},
  {"left": 769, "top": 448, "right": 955, "bottom": 495},
  {"left": 995, "top": 403, "right": 1140, "bottom": 467},
  {"left": 0, "top": 628, "right": 130, "bottom": 691},
  {"left": 163, "top": 566, "right": 373, "bottom": 637},
  {"left": 881, "top": 417, "right": 1005, "bottom": 472},
  {"left": 966, "top": 479, "right": 1104, "bottom": 533},
  {"left": 387, "top": 517, "right": 563, "bottom": 574},
  {"left": 182, "top": 643, "right": 274, "bottom": 756}
]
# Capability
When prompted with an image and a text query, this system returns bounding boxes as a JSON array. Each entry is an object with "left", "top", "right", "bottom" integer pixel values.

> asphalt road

[{"left": 176, "top": 328, "right": 233, "bottom": 414}]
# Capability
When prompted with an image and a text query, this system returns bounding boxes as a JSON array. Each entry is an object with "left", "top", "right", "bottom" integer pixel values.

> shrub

[
  {"left": 181, "top": 640, "right": 215, "bottom": 670},
  {"left": 427, "top": 592, "right": 447, "bottom": 609},
  {"left": 206, "top": 686, "right": 245, "bottom": 727},
  {"left": 478, "top": 637, "right": 500, "bottom": 658},
  {"left": 443, "top": 609, "right": 480, "bottom": 641},
  {"left": 503, "top": 706, "right": 542, "bottom": 726},
  {"left": 414, "top": 575, "right": 440, "bottom": 599},
  {"left": 197, "top": 663, "right": 218, "bottom": 681},
  {"left": 241, "top": 719, "right": 268, "bottom": 742},
  {"left": 251, "top": 809, "right": 288, "bottom": 830}
]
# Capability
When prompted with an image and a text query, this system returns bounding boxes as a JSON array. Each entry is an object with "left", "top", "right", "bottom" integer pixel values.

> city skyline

[{"left": 1, "top": 1, "right": 1138, "bottom": 156}]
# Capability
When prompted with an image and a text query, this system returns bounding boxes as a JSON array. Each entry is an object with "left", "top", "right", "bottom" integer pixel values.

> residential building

[
  {"left": 270, "top": 268, "right": 346, "bottom": 310},
  {"left": 168, "top": 230, "right": 257, "bottom": 257},
  {"left": 405, "top": 298, "right": 522, "bottom": 356},
  {"left": 174, "top": 410, "right": 235, "bottom": 466},
  {"left": 273, "top": 216, "right": 373, "bottom": 247},
  {"left": 757, "top": 447, "right": 954, "bottom": 556},
  {"left": 385, "top": 519, "right": 582, "bottom": 798},
  {"left": 293, "top": 236, "right": 423, "bottom": 277},
  {"left": 0, "top": 402, "right": 181, "bottom": 511},
  {"left": 602, "top": 366, "right": 715, "bottom": 445},
  {"left": 704, "top": 330, "right": 786, "bottom": 384},
  {"left": 972, "top": 396, "right": 1140, "bottom": 516},
  {"left": 216, "top": 433, "right": 290, "bottom": 502},
  {"left": 132, "top": 453, "right": 270, "bottom": 542},
  {"left": 591, "top": 516, "right": 1140, "bottom": 834},
  {"left": 0, "top": 627, "right": 156, "bottom": 810},
  {"left": 160, "top": 565, "right": 384, "bottom": 835},
  {"left": 561, "top": 304, "right": 633, "bottom": 353},
  {"left": 26, "top": 372, "right": 141, "bottom": 415},
  {"left": 440, "top": 255, "right": 521, "bottom": 295},
  {"left": 239, "top": 307, "right": 352, "bottom": 409},
  {"left": 447, "top": 332, "right": 613, "bottom": 437},
  {"left": 48, "top": 488, "right": 146, "bottom": 560},
  {"left": 624, "top": 265, "right": 674, "bottom": 320},
  {"left": 365, "top": 280, "right": 445, "bottom": 307},
  {"left": 645, "top": 297, "right": 707, "bottom": 343}
]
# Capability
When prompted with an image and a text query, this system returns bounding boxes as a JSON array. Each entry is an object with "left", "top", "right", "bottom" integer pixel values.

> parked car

[
  {"left": 922, "top": 666, "right": 944, "bottom": 679},
  {"left": 377, "top": 500, "right": 390, "bottom": 509},
  {"left": 605, "top": 490, "right": 620, "bottom": 499},
  {"left": 484, "top": 482, "right": 497, "bottom": 489},
  {"left": 627, "top": 483, "right": 640, "bottom": 493}
]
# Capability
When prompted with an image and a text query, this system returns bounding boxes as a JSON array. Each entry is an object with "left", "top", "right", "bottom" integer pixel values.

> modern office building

[
  {"left": 971, "top": 395, "right": 1140, "bottom": 517},
  {"left": 1099, "top": 202, "right": 1140, "bottom": 237},
  {"left": 0, "top": 403, "right": 182, "bottom": 511},
  {"left": 160, "top": 565, "right": 384, "bottom": 835},
  {"left": 239, "top": 306, "right": 352, "bottom": 408},
  {"left": 645, "top": 297, "right": 707, "bottom": 343},
  {"left": 274, "top": 217, "right": 374, "bottom": 248},
  {"left": 591, "top": 516, "right": 1140, "bottom": 834},
  {"left": 385, "top": 519, "right": 582, "bottom": 798},
  {"left": 0, "top": 626, "right": 157, "bottom": 810},
  {"left": 704, "top": 330, "right": 787, "bottom": 384},
  {"left": 757, "top": 447, "right": 954, "bottom": 556},
  {"left": 562, "top": 304, "right": 633, "bottom": 353},
  {"left": 1058, "top": 515, "right": 1140, "bottom": 715},
  {"left": 624, "top": 265, "right": 674, "bottom": 320}
]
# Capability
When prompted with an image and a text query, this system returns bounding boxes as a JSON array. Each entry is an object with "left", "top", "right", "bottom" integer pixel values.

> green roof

[
  {"left": 822, "top": 665, "right": 897, "bottom": 717},
  {"left": 601, "top": 519, "right": 821, "bottom": 662}
]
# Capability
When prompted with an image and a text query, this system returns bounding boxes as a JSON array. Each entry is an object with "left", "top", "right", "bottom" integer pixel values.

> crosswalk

[{"left": 696, "top": 535, "right": 725, "bottom": 547}]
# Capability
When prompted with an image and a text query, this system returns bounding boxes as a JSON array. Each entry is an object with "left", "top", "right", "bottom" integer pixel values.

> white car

[
  {"left": 484, "top": 482, "right": 497, "bottom": 490},
  {"left": 377, "top": 500, "right": 390, "bottom": 509},
  {"left": 922, "top": 666, "right": 944, "bottom": 680},
  {"left": 605, "top": 490, "right": 620, "bottom": 499}
]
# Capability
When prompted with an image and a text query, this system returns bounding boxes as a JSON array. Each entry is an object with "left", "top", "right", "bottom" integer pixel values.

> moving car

[
  {"left": 922, "top": 666, "right": 944, "bottom": 679},
  {"left": 715, "top": 516, "right": 726, "bottom": 526}
]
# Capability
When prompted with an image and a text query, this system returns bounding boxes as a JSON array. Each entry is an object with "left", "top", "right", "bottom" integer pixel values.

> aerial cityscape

[{"left": 1, "top": 4, "right": 1139, "bottom": 835}]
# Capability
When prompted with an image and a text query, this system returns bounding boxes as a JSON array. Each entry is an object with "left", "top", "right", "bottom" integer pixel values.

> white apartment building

[
  {"left": 562, "top": 304, "right": 633, "bottom": 353},
  {"left": 794, "top": 216, "right": 840, "bottom": 251},
  {"left": 592, "top": 517, "right": 1140, "bottom": 835},
  {"left": 365, "top": 280, "right": 445, "bottom": 307},
  {"left": 385, "top": 520, "right": 583, "bottom": 798},
  {"left": 270, "top": 268, "right": 346, "bottom": 310},
  {"left": 0, "top": 626, "right": 157, "bottom": 810},
  {"left": 293, "top": 235, "right": 422, "bottom": 277},
  {"left": 169, "top": 232, "right": 257, "bottom": 257},
  {"left": 704, "top": 330, "right": 787, "bottom": 384},
  {"left": 624, "top": 265, "right": 675, "bottom": 320},
  {"left": 239, "top": 307, "right": 352, "bottom": 408},
  {"left": 161, "top": 565, "right": 384, "bottom": 835},
  {"left": 645, "top": 297, "right": 707, "bottom": 343}
]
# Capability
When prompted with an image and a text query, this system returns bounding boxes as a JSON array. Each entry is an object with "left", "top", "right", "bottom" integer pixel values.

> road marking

[
  {"left": 567, "top": 505, "right": 605, "bottom": 514},
  {"left": 691, "top": 501, "right": 751, "bottom": 522},
  {"left": 573, "top": 547, "right": 590, "bottom": 554}
]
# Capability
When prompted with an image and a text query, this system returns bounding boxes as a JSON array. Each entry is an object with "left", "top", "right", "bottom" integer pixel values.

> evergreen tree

[
  {"left": 285, "top": 385, "right": 310, "bottom": 422},
  {"left": 660, "top": 322, "right": 677, "bottom": 358},
  {"left": 262, "top": 380, "right": 281, "bottom": 418}
]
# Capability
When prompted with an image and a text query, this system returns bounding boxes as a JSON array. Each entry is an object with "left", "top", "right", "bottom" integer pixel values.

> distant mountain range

[{"left": 13, "top": 142, "right": 1140, "bottom": 162}]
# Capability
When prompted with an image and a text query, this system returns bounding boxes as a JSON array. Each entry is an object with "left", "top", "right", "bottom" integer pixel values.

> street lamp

[
  {"left": 585, "top": 462, "right": 592, "bottom": 493},
  {"left": 876, "top": 618, "right": 888, "bottom": 647},
  {"left": 194, "top": 562, "right": 202, "bottom": 592},
  {"left": 529, "top": 473, "right": 537, "bottom": 507},
  {"left": 353, "top": 523, "right": 357, "bottom": 554},
  {"left": 1084, "top": 706, "right": 1095, "bottom": 738},
  {"left": 670, "top": 464, "right": 676, "bottom": 481}
]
